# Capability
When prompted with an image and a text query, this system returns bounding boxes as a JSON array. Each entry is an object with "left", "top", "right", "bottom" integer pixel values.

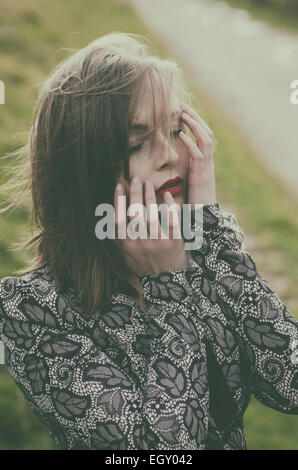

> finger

[
  {"left": 178, "top": 129, "right": 204, "bottom": 162},
  {"left": 129, "top": 176, "right": 142, "bottom": 220},
  {"left": 179, "top": 102, "right": 214, "bottom": 140},
  {"left": 178, "top": 131, "right": 206, "bottom": 187},
  {"left": 181, "top": 112, "right": 213, "bottom": 160},
  {"left": 114, "top": 182, "right": 127, "bottom": 239},
  {"left": 162, "top": 191, "right": 182, "bottom": 240},
  {"left": 145, "top": 180, "right": 161, "bottom": 239},
  {"left": 128, "top": 176, "right": 146, "bottom": 234}
]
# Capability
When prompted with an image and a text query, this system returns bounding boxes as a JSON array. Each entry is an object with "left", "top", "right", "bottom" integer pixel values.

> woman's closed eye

[
  {"left": 129, "top": 142, "right": 145, "bottom": 154},
  {"left": 128, "top": 129, "right": 183, "bottom": 155}
]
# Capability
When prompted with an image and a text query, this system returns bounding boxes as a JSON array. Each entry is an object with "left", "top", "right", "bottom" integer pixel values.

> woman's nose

[{"left": 154, "top": 131, "right": 179, "bottom": 168}]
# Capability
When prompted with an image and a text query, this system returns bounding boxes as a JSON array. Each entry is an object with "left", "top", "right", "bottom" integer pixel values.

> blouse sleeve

[
  {"left": 188, "top": 203, "right": 298, "bottom": 414},
  {"left": 0, "top": 271, "right": 208, "bottom": 450}
]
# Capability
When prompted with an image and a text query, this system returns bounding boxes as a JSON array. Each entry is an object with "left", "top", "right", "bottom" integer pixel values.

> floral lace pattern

[{"left": 0, "top": 203, "right": 297, "bottom": 450}]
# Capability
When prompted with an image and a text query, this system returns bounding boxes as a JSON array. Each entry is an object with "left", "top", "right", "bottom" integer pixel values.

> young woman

[{"left": 0, "top": 32, "right": 297, "bottom": 451}]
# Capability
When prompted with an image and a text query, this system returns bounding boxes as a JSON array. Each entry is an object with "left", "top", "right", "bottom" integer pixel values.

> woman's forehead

[{"left": 131, "top": 99, "right": 182, "bottom": 133}]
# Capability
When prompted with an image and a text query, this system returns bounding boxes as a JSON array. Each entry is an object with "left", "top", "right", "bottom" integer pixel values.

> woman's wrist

[{"left": 190, "top": 203, "right": 221, "bottom": 232}]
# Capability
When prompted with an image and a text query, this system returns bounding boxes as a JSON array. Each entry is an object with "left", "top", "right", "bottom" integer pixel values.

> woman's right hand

[{"left": 114, "top": 176, "right": 190, "bottom": 279}]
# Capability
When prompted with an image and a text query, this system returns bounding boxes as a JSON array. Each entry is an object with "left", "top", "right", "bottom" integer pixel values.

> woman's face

[{"left": 118, "top": 93, "right": 190, "bottom": 209}]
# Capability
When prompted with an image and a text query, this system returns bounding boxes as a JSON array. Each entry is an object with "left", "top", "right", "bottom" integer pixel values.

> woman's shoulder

[
  {"left": 0, "top": 266, "right": 57, "bottom": 311},
  {"left": 0, "top": 265, "right": 55, "bottom": 290}
]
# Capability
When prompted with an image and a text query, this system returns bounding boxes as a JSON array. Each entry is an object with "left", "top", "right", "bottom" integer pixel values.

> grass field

[{"left": 0, "top": 0, "right": 297, "bottom": 450}]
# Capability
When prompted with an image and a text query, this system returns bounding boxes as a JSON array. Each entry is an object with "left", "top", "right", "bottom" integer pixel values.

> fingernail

[{"left": 116, "top": 183, "right": 122, "bottom": 192}]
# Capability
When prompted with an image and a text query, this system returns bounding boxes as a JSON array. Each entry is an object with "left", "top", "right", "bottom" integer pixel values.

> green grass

[
  {"left": 0, "top": 0, "right": 297, "bottom": 450},
  {"left": 210, "top": 0, "right": 298, "bottom": 34},
  {"left": 244, "top": 396, "right": 298, "bottom": 450}
]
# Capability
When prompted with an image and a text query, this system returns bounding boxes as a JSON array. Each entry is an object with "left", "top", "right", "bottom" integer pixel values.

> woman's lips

[{"left": 156, "top": 181, "right": 183, "bottom": 197}]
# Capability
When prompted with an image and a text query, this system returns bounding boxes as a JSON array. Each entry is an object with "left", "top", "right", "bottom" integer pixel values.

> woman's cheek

[{"left": 130, "top": 153, "right": 149, "bottom": 177}]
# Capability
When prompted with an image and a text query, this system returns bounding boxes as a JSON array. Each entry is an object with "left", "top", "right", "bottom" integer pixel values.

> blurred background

[{"left": 0, "top": 0, "right": 297, "bottom": 450}]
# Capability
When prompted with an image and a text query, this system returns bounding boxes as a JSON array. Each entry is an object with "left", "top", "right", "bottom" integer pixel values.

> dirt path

[{"left": 132, "top": 0, "right": 298, "bottom": 198}]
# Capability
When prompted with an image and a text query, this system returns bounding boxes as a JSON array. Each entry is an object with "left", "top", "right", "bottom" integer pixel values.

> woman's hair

[{"left": 0, "top": 31, "right": 194, "bottom": 317}]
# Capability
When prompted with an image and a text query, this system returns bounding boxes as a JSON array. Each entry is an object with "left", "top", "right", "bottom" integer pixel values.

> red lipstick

[{"left": 156, "top": 176, "right": 183, "bottom": 197}]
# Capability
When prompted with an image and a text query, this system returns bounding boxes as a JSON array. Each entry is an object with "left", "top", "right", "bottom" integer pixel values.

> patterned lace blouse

[{"left": 0, "top": 203, "right": 297, "bottom": 450}]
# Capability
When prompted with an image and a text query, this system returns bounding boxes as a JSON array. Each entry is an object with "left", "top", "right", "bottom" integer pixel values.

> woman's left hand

[{"left": 179, "top": 103, "right": 217, "bottom": 209}]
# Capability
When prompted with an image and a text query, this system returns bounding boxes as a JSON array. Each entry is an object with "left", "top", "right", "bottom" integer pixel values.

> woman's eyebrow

[
  {"left": 130, "top": 111, "right": 181, "bottom": 133},
  {"left": 130, "top": 124, "right": 150, "bottom": 133}
]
